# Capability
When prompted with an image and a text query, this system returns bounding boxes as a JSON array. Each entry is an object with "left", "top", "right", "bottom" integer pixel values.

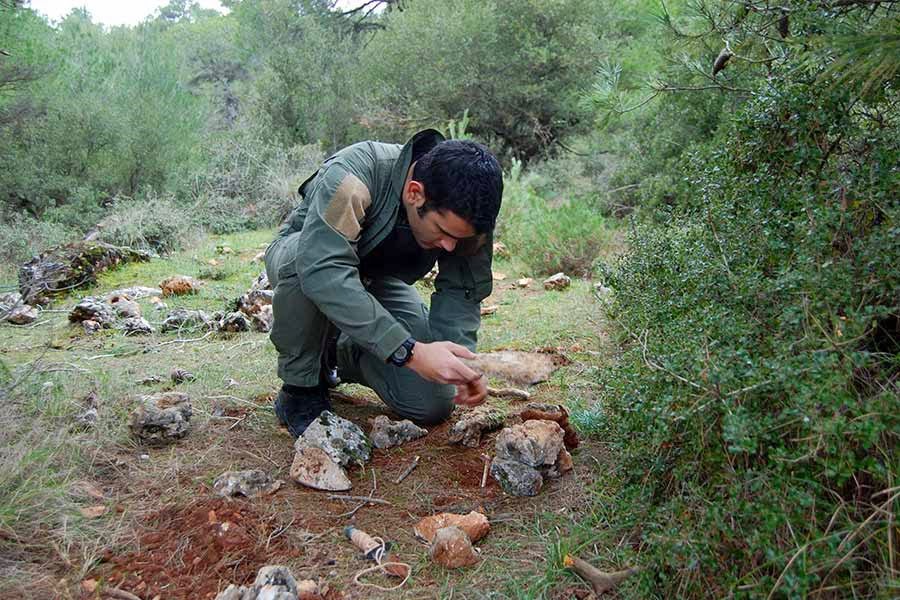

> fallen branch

[
  {"left": 487, "top": 386, "right": 530, "bottom": 401},
  {"left": 564, "top": 554, "right": 640, "bottom": 594}
]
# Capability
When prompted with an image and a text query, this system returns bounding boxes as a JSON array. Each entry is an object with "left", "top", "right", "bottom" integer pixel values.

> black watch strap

[{"left": 389, "top": 337, "right": 416, "bottom": 367}]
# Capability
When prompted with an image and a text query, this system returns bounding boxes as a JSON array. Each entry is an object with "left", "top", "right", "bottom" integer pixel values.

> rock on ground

[
  {"left": 104, "top": 286, "right": 160, "bottom": 301},
  {"left": 415, "top": 511, "right": 490, "bottom": 544},
  {"left": 298, "top": 411, "right": 371, "bottom": 467},
  {"left": 69, "top": 297, "right": 116, "bottom": 327},
  {"left": 161, "top": 308, "right": 214, "bottom": 332},
  {"left": 120, "top": 317, "right": 153, "bottom": 335},
  {"left": 215, "top": 565, "right": 300, "bottom": 600},
  {"left": 170, "top": 368, "right": 195, "bottom": 383},
  {"left": 462, "top": 351, "right": 564, "bottom": 386},
  {"left": 369, "top": 415, "right": 427, "bottom": 449},
  {"left": 1, "top": 292, "right": 37, "bottom": 324},
  {"left": 159, "top": 275, "right": 202, "bottom": 297},
  {"left": 430, "top": 526, "right": 480, "bottom": 568},
  {"left": 130, "top": 392, "right": 192, "bottom": 445},
  {"left": 543, "top": 272, "right": 571, "bottom": 291},
  {"left": 492, "top": 241, "right": 509, "bottom": 259},
  {"left": 448, "top": 405, "right": 506, "bottom": 448},
  {"left": 18, "top": 241, "right": 149, "bottom": 305},
  {"left": 108, "top": 294, "right": 141, "bottom": 319},
  {"left": 214, "top": 469, "right": 283, "bottom": 498},
  {"left": 495, "top": 420, "right": 565, "bottom": 469},
  {"left": 515, "top": 277, "right": 533, "bottom": 288},
  {"left": 82, "top": 320, "right": 102, "bottom": 334},
  {"left": 290, "top": 445, "right": 352, "bottom": 491},
  {"left": 250, "top": 304, "right": 273, "bottom": 332},
  {"left": 519, "top": 402, "right": 579, "bottom": 449},
  {"left": 219, "top": 311, "right": 250, "bottom": 332},
  {"left": 490, "top": 459, "right": 544, "bottom": 496}
]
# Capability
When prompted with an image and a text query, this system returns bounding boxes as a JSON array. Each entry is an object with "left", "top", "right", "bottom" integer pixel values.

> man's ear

[{"left": 404, "top": 180, "right": 427, "bottom": 209}]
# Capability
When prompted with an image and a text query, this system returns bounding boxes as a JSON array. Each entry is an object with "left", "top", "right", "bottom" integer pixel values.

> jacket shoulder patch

[{"left": 323, "top": 173, "right": 371, "bottom": 241}]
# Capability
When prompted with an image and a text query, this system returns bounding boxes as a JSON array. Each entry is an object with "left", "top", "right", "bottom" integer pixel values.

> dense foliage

[{"left": 596, "top": 1, "right": 899, "bottom": 596}]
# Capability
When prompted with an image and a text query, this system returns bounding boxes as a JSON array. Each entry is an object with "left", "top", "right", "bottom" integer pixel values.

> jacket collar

[{"left": 389, "top": 128, "right": 445, "bottom": 203}]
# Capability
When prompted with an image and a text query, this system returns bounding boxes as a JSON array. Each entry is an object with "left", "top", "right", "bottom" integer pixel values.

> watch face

[{"left": 393, "top": 346, "right": 409, "bottom": 361}]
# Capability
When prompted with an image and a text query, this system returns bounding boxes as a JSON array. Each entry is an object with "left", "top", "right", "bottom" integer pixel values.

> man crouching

[{"left": 264, "top": 129, "right": 503, "bottom": 437}]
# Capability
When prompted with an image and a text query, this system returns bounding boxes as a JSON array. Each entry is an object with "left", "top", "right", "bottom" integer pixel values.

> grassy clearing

[{"left": 0, "top": 228, "right": 620, "bottom": 599}]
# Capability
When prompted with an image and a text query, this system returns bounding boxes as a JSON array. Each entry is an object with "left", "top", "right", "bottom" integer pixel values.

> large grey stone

[
  {"left": 495, "top": 420, "right": 565, "bottom": 468},
  {"left": 129, "top": 392, "right": 192, "bottom": 445},
  {"left": 543, "top": 272, "right": 571, "bottom": 291},
  {"left": 369, "top": 415, "right": 427, "bottom": 449},
  {"left": 6, "top": 303, "right": 37, "bottom": 325},
  {"left": 490, "top": 459, "right": 543, "bottom": 496},
  {"left": 297, "top": 411, "right": 371, "bottom": 467},
  {"left": 214, "top": 565, "right": 299, "bottom": 600},
  {"left": 214, "top": 469, "right": 283, "bottom": 498},
  {"left": 68, "top": 297, "right": 115, "bottom": 327}
]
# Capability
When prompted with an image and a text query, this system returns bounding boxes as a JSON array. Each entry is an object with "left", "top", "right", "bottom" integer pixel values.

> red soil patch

[{"left": 94, "top": 497, "right": 301, "bottom": 600}]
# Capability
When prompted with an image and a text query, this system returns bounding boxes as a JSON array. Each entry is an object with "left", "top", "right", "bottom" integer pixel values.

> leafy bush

[
  {"left": 0, "top": 213, "right": 76, "bottom": 280},
  {"left": 498, "top": 160, "right": 613, "bottom": 276},
  {"left": 596, "top": 16, "right": 899, "bottom": 597},
  {"left": 96, "top": 193, "right": 195, "bottom": 253}
]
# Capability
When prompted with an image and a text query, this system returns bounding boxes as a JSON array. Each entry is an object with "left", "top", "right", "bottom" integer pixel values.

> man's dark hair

[{"left": 412, "top": 140, "right": 503, "bottom": 234}]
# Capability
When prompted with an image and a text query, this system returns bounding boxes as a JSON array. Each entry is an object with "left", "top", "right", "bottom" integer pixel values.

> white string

[{"left": 351, "top": 536, "right": 412, "bottom": 591}]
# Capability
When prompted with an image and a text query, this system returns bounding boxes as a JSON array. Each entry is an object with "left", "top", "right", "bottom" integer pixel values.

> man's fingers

[{"left": 446, "top": 343, "right": 476, "bottom": 360}]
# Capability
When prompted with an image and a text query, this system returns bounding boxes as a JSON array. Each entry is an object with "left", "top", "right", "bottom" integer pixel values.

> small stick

[
  {"left": 102, "top": 587, "right": 143, "bottom": 600},
  {"left": 480, "top": 454, "right": 491, "bottom": 488},
  {"left": 564, "top": 554, "right": 640, "bottom": 594},
  {"left": 488, "top": 386, "right": 531, "bottom": 401},
  {"left": 394, "top": 455, "right": 420, "bottom": 484},
  {"left": 327, "top": 494, "right": 391, "bottom": 505}
]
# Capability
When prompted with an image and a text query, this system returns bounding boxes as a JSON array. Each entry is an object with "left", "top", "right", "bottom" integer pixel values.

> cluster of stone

[
  {"left": 415, "top": 511, "right": 491, "bottom": 569},
  {"left": 491, "top": 419, "right": 573, "bottom": 496}
]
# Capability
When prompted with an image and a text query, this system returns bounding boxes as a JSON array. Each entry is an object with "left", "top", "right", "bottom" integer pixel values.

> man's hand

[
  {"left": 453, "top": 374, "right": 487, "bottom": 407},
  {"left": 406, "top": 341, "right": 480, "bottom": 385}
]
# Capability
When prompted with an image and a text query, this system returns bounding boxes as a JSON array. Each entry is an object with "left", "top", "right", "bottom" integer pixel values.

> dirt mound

[{"left": 94, "top": 497, "right": 301, "bottom": 600}]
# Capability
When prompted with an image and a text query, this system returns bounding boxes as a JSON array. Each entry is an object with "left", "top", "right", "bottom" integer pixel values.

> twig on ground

[
  {"left": 328, "top": 495, "right": 391, "bottom": 505},
  {"left": 102, "top": 587, "right": 143, "bottom": 600},
  {"left": 480, "top": 454, "right": 491, "bottom": 488},
  {"left": 394, "top": 456, "right": 420, "bottom": 484}
]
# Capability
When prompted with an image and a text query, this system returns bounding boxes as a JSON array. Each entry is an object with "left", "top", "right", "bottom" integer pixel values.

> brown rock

[
  {"left": 543, "top": 272, "right": 571, "bottom": 291},
  {"left": 519, "top": 403, "right": 579, "bottom": 449},
  {"left": 5, "top": 304, "right": 37, "bottom": 324},
  {"left": 495, "top": 420, "right": 565, "bottom": 468},
  {"left": 290, "top": 445, "right": 352, "bottom": 491},
  {"left": 492, "top": 241, "right": 510, "bottom": 259},
  {"left": 480, "top": 305, "right": 499, "bottom": 316},
  {"left": 415, "top": 511, "right": 490, "bottom": 544},
  {"left": 515, "top": 277, "right": 533, "bottom": 288},
  {"left": 556, "top": 448, "right": 574, "bottom": 474},
  {"left": 108, "top": 294, "right": 141, "bottom": 319},
  {"left": 429, "top": 526, "right": 480, "bottom": 568},
  {"left": 160, "top": 275, "right": 202, "bottom": 297}
]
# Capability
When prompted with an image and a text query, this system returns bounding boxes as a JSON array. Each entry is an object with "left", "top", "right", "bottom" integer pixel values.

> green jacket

[{"left": 275, "top": 129, "right": 494, "bottom": 362}]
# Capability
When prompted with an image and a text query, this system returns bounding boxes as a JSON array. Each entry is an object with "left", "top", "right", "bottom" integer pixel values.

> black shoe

[{"left": 274, "top": 385, "right": 332, "bottom": 438}]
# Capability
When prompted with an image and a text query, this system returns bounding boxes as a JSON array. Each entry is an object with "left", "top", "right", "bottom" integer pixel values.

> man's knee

[{"left": 391, "top": 381, "right": 455, "bottom": 426}]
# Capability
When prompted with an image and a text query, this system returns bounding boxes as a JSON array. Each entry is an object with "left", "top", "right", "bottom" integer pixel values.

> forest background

[{"left": 1, "top": 0, "right": 897, "bottom": 597}]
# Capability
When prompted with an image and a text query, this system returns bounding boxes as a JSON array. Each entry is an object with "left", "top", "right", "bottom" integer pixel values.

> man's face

[{"left": 404, "top": 180, "right": 476, "bottom": 252}]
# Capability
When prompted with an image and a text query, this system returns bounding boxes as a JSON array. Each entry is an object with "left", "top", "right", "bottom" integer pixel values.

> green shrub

[
  {"left": 498, "top": 160, "right": 613, "bottom": 276},
  {"left": 0, "top": 213, "right": 76, "bottom": 281},
  {"left": 598, "top": 60, "right": 899, "bottom": 599},
  {"left": 96, "top": 193, "right": 195, "bottom": 253}
]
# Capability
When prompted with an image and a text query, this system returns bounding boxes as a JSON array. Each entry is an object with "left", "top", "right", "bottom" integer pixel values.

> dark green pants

[{"left": 265, "top": 233, "right": 455, "bottom": 425}]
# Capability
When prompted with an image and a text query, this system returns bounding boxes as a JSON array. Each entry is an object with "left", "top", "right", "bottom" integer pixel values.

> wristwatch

[{"left": 389, "top": 337, "right": 416, "bottom": 367}]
